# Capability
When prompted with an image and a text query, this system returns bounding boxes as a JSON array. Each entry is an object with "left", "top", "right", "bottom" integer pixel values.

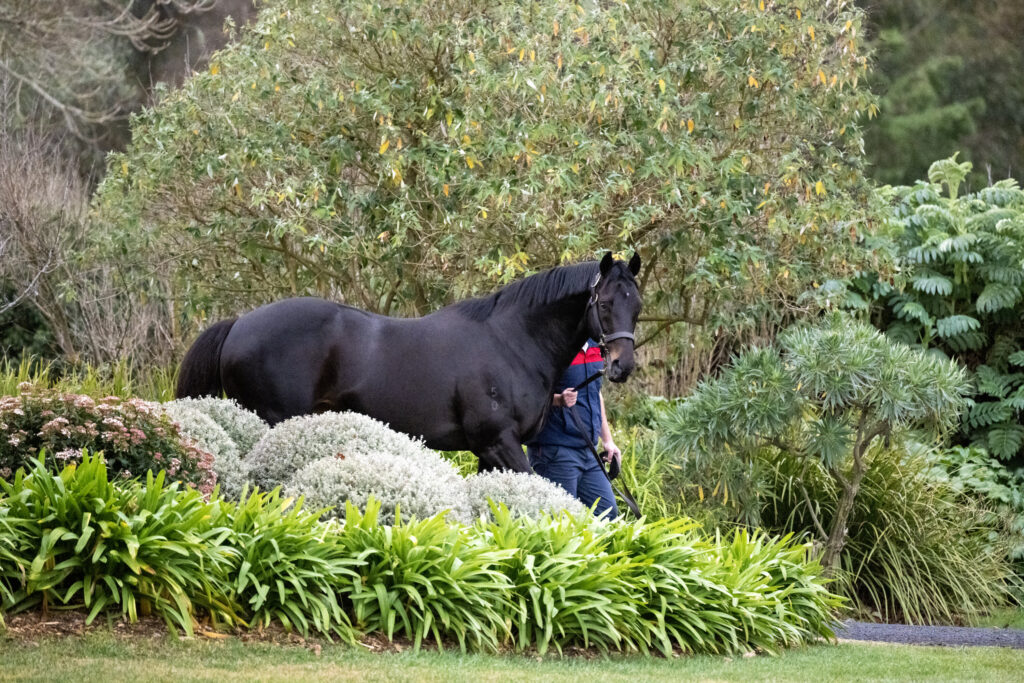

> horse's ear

[
  {"left": 628, "top": 252, "right": 641, "bottom": 276},
  {"left": 600, "top": 251, "right": 614, "bottom": 276}
]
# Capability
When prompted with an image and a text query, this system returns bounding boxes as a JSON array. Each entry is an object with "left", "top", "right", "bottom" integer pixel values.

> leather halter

[{"left": 587, "top": 273, "right": 635, "bottom": 349}]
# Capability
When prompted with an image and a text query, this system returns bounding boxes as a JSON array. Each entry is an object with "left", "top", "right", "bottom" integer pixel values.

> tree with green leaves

[
  {"left": 660, "top": 313, "right": 967, "bottom": 574},
  {"left": 843, "top": 155, "right": 1024, "bottom": 462},
  {"left": 858, "top": 0, "right": 1024, "bottom": 187},
  {"left": 94, "top": 0, "right": 880, "bottom": 357}
]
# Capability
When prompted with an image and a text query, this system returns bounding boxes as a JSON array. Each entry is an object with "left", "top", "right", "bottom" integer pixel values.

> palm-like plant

[{"left": 660, "top": 313, "right": 967, "bottom": 574}]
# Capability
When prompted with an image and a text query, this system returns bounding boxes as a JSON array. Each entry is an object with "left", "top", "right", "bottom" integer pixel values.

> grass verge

[{"left": 0, "top": 631, "right": 1022, "bottom": 682}]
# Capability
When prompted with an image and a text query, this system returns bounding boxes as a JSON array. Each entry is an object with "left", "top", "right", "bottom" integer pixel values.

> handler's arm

[{"left": 599, "top": 393, "right": 620, "bottom": 463}]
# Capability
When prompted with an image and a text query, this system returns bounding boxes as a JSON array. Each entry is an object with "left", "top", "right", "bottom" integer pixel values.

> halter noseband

[{"left": 587, "top": 273, "right": 635, "bottom": 349}]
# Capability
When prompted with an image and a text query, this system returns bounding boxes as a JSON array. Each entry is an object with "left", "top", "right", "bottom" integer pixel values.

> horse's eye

[{"left": 600, "top": 302, "right": 609, "bottom": 310}]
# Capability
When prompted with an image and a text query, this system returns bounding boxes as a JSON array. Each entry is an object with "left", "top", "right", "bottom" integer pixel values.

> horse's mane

[{"left": 452, "top": 261, "right": 601, "bottom": 322}]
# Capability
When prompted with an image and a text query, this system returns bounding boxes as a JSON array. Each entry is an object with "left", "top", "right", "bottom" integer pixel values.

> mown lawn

[{"left": 0, "top": 634, "right": 1022, "bottom": 682}]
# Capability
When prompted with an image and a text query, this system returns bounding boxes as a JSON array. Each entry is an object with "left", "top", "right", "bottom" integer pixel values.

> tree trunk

[{"left": 820, "top": 473, "right": 863, "bottom": 575}]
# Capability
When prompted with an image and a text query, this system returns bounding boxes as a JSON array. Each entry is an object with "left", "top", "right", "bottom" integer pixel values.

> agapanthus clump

[
  {"left": 161, "top": 402, "right": 248, "bottom": 500},
  {"left": 0, "top": 382, "right": 215, "bottom": 492},
  {"left": 465, "top": 470, "right": 589, "bottom": 521},
  {"left": 162, "top": 397, "right": 267, "bottom": 456}
]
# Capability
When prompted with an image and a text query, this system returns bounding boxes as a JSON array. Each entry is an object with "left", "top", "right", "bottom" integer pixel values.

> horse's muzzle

[{"left": 606, "top": 356, "right": 634, "bottom": 383}]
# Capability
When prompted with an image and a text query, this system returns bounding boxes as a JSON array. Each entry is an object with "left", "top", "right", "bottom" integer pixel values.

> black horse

[{"left": 176, "top": 252, "right": 642, "bottom": 472}]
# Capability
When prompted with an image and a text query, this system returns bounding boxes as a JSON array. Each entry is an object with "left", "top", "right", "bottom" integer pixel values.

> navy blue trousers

[{"left": 528, "top": 444, "right": 619, "bottom": 520}]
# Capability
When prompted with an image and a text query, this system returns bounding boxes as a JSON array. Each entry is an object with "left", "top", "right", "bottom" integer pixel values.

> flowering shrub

[
  {"left": 287, "top": 454, "right": 471, "bottom": 525},
  {"left": 163, "top": 397, "right": 267, "bottom": 456},
  {"left": 465, "top": 471, "right": 588, "bottom": 521},
  {"left": 162, "top": 402, "right": 248, "bottom": 500},
  {"left": 0, "top": 382, "right": 215, "bottom": 492},
  {"left": 246, "top": 412, "right": 445, "bottom": 490}
]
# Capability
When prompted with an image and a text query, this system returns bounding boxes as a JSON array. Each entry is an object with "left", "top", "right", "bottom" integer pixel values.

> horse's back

[{"left": 220, "top": 298, "right": 376, "bottom": 423}]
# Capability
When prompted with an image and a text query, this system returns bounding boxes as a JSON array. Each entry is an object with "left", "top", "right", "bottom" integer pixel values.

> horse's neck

[{"left": 500, "top": 291, "right": 591, "bottom": 382}]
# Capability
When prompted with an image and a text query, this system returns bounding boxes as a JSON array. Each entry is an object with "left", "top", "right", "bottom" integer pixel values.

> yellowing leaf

[
  {"left": 815, "top": 180, "right": 826, "bottom": 196},
  {"left": 466, "top": 156, "right": 475, "bottom": 169},
  {"left": 530, "top": 50, "right": 536, "bottom": 62},
  {"left": 658, "top": 78, "right": 666, "bottom": 93},
  {"left": 443, "top": 184, "right": 449, "bottom": 197},
  {"left": 698, "top": 485, "right": 704, "bottom": 502},
  {"left": 519, "top": 48, "right": 525, "bottom": 61},
  {"left": 748, "top": 75, "right": 759, "bottom": 88},
  {"left": 818, "top": 69, "right": 827, "bottom": 85},
  {"left": 808, "top": 25, "right": 815, "bottom": 41},
  {"left": 553, "top": 20, "right": 559, "bottom": 36},
  {"left": 759, "top": 0, "right": 765, "bottom": 10},
  {"left": 557, "top": 54, "right": 562, "bottom": 70},
  {"left": 687, "top": 118, "right": 695, "bottom": 133},
  {"left": 210, "top": 64, "right": 220, "bottom": 76},
  {"left": 379, "top": 139, "right": 390, "bottom": 154},
  {"left": 796, "top": 9, "right": 802, "bottom": 20},
  {"left": 481, "top": 208, "right": 488, "bottom": 218}
]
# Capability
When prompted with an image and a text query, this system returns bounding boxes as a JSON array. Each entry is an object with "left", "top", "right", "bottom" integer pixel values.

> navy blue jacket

[{"left": 528, "top": 341, "right": 604, "bottom": 449}]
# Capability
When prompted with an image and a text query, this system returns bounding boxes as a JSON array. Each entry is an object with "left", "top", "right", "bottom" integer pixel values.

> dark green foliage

[
  {"left": 928, "top": 446, "right": 1024, "bottom": 564},
  {"left": 860, "top": 1, "right": 1024, "bottom": 187},
  {"left": 846, "top": 156, "right": 1024, "bottom": 461}
]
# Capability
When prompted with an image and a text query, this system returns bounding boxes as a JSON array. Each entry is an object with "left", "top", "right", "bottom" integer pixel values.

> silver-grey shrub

[
  {"left": 465, "top": 471, "right": 588, "bottom": 520},
  {"left": 246, "top": 412, "right": 427, "bottom": 489},
  {"left": 246, "top": 412, "right": 470, "bottom": 521},
  {"left": 161, "top": 402, "right": 248, "bottom": 500},
  {"left": 163, "top": 397, "right": 267, "bottom": 455},
  {"left": 287, "top": 453, "right": 471, "bottom": 525}
]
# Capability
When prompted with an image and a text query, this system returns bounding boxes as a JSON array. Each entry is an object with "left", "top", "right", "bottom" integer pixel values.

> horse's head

[{"left": 587, "top": 252, "right": 643, "bottom": 382}]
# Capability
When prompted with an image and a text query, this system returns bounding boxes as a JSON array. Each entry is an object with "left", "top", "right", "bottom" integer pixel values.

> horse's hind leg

[{"left": 475, "top": 428, "right": 531, "bottom": 473}]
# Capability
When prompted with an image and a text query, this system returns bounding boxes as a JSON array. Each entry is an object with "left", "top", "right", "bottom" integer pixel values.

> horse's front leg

[{"left": 475, "top": 428, "right": 531, "bottom": 473}]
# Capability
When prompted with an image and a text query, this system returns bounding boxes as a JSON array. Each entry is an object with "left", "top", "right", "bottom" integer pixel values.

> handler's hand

[
  {"left": 603, "top": 441, "right": 621, "bottom": 465},
  {"left": 559, "top": 388, "right": 578, "bottom": 407}
]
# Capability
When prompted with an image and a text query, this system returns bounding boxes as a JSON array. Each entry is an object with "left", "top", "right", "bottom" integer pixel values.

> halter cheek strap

[{"left": 587, "top": 274, "right": 635, "bottom": 349}]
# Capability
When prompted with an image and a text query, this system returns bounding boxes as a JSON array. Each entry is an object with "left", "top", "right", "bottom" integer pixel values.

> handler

[{"left": 526, "top": 339, "right": 620, "bottom": 519}]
